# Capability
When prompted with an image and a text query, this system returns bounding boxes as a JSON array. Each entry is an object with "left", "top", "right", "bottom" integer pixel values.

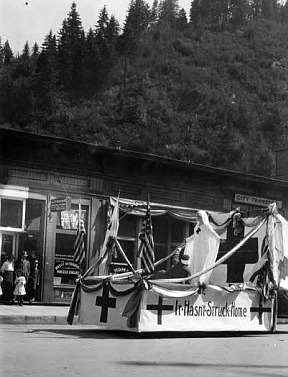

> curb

[
  {"left": 0, "top": 314, "right": 287, "bottom": 325},
  {"left": 0, "top": 315, "right": 78, "bottom": 325}
]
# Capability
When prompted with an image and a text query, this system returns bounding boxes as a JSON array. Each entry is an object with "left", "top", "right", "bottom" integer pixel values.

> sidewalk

[{"left": 0, "top": 303, "right": 77, "bottom": 324}]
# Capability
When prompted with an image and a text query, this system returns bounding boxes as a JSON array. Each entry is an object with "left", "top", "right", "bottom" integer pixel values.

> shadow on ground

[{"left": 24, "top": 328, "right": 288, "bottom": 340}]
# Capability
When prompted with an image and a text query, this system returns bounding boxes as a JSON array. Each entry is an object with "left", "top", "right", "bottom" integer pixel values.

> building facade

[{"left": 1, "top": 128, "right": 288, "bottom": 303}]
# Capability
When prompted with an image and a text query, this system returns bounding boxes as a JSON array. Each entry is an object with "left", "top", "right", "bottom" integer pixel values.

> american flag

[
  {"left": 73, "top": 219, "right": 86, "bottom": 265},
  {"left": 138, "top": 199, "right": 155, "bottom": 274}
]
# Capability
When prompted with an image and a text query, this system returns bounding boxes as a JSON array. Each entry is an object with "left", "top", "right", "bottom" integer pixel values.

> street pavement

[{"left": 1, "top": 323, "right": 288, "bottom": 377}]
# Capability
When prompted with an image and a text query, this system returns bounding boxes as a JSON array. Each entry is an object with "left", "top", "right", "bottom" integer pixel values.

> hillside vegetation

[{"left": 1, "top": 0, "right": 288, "bottom": 177}]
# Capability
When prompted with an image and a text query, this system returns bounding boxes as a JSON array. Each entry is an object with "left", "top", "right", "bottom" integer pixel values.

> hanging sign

[
  {"left": 61, "top": 210, "right": 86, "bottom": 230},
  {"left": 50, "top": 197, "right": 71, "bottom": 212},
  {"left": 234, "top": 193, "right": 282, "bottom": 209}
]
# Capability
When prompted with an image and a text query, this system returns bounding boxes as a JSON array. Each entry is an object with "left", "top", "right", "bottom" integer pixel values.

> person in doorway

[
  {"left": 13, "top": 270, "right": 26, "bottom": 306},
  {"left": 0, "top": 254, "right": 15, "bottom": 304},
  {"left": 15, "top": 251, "right": 30, "bottom": 282},
  {"left": 27, "top": 259, "right": 40, "bottom": 303}
]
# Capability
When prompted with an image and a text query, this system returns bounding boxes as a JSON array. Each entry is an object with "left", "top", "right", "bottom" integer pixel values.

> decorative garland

[{"left": 80, "top": 278, "right": 138, "bottom": 296}]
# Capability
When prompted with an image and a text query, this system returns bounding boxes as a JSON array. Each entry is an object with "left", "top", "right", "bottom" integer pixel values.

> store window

[
  {"left": 0, "top": 198, "right": 25, "bottom": 230},
  {"left": 54, "top": 203, "right": 89, "bottom": 286}
]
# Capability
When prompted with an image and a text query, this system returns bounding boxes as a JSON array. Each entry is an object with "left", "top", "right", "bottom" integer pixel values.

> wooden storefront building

[{"left": 1, "top": 127, "right": 288, "bottom": 303}]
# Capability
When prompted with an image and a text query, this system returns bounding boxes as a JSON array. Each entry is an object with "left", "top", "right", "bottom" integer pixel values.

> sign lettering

[
  {"left": 174, "top": 300, "right": 248, "bottom": 318},
  {"left": 234, "top": 193, "right": 282, "bottom": 209},
  {"left": 50, "top": 197, "right": 71, "bottom": 212}
]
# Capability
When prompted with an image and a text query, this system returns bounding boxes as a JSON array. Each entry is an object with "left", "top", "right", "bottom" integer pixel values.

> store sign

[
  {"left": 54, "top": 259, "right": 80, "bottom": 285},
  {"left": 50, "top": 197, "right": 71, "bottom": 212},
  {"left": 234, "top": 193, "right": 282, "bottom": 209}
]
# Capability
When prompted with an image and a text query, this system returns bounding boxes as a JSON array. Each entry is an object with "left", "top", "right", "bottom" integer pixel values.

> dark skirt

[{"left": 2, "top": 271, "right": 14, "bottom": 302}]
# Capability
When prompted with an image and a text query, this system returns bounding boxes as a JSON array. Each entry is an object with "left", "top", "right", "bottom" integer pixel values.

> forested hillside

[{"left": 1, "top": 0, "right": 288, "bottom": 177}]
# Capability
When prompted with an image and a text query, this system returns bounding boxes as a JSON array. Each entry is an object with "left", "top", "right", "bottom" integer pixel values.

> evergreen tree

[
  {"left": 58, "top": 2, "right": 85, "bottom": 94},
  {"left": 36, "top": 31, "right": 64, "bottom": 113},
  {"left": 95, "top": 7, "right": 120, "bottom": 87},
  {"left": 122, "top": 0, "right": 150, "bottom": 55},
  {"left": 84, "top": 28, "right": 102, "bottom": 92},
  {"left": 176, "top": 8, "right": 188, "bottom": 30},
  {"left": 158, "top": 0, "right": 179, "bottom": 26},
  {"left": 3, "top": 41, "right": 13, "bottom": 64},
  {"left": 190, "top": 0, "right": 205, "bottom": 28},
  {"left": 0, "top": 38, "right": 4, "bottom": 65},
  {"left": 95, "top": 6, "right": 110, "bottom": 39}
]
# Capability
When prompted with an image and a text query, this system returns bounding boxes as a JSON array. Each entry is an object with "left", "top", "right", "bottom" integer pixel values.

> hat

[
  {"left": 23, "top": 251, "right": 28, "bottom": 257},
  {"left": 180, "top": 255, "right": 190, "bottom": 265}
]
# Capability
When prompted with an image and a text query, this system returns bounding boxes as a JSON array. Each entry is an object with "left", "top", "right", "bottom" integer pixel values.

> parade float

[{"left": 67, "top": 199, "right": 288, "bottom": 333}]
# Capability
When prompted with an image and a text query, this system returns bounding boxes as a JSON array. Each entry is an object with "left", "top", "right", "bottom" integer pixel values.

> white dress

[
  {"left": 13, "top": 276, "right": 26, "bottom": 296},
  {"left": 184, "top": 210, "right": 220, "bottom": 284}
]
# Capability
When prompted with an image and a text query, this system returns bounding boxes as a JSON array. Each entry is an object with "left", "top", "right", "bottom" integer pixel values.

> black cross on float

[
  {"left": 217, "top": 220, "right": 258, "bottom": 283},
  {"left": 95, "top": 284, "right": 117, "bottom": 323},
  {"left": 146, "top": 296, "right": 173, "bottom": 325},
  {"left": 250, "top": 306, "right": 271, "bottom": 325}
]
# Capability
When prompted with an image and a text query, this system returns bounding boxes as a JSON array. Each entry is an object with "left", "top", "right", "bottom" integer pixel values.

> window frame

[{"left": 0, "top": 197, "right": 26, "bottom": 232}]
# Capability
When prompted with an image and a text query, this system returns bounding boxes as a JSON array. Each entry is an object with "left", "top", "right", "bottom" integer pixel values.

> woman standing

[{"left": 0, "top": 254, "right": 15, "bottom": 304}]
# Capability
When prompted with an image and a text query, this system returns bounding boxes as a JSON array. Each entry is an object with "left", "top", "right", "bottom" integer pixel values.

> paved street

[{"left": 1, "top": 324, "right": 288, "bottom": 377}]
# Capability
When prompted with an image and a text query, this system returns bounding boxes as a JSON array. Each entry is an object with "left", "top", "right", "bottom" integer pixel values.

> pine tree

[
  {"left": 36, "top": 31, "right": 62, "bottom": 113},
  {"left": 190, "top": 0, "right": 204, "bottom": 28},
  {"left": 3, "top": 41, "right": 13, "bottom": 64},
  {"left": 176, "top": 8, "right": 188, "bottom": 30},
  {"left": 95, "top": 7, "right": 120, "bottom": 87},
  {"left": 32, "top": 43, "right": 39, "bottom": 56},
  {"left": 84, "top": 28, "right": 102, "bottom": 92},
  {"left": 95, "top": 6, "right": 110, "bottom": 39},
  {"left": 122, "top": 0, "right": 150, "bottom": 56},
  {"left": 158, "top": 0, "right": 179, "bottom": 27},
  {"left": 58, "top": 2, "right": 85, "bottom": 94}
]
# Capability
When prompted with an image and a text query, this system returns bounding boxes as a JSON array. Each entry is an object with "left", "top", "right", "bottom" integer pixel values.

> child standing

[{"left": 14, "top": 270, "right": 26, "bottom": 306}]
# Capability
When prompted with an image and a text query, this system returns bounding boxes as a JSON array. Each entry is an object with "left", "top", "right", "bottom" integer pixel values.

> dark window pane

[
  {"left": 112, "top": 240, "right": 135, "bottom": 265},
  {"left": 25, "top": 199, "right": 44, "bottom": 231},
  {"left": 152, "top": 215, "right": 168, "bottom": 243},
  {"left": 171, "top": 218, "right": 185, "bottom": 243},
  {"left": 118, "top": 214, "right": 136, "bottom": 238},
  {"left": 1, "top": 234, "right": 14, "bottom": 264},
  {"left": 54, "top": 234, "right": 81, "bottom": 285},
  {"left": 0, "top": 199, "right": 23, "bottom": 228},
  {"left": 55, "top": 234, "right": 76, "bottom": 259}
]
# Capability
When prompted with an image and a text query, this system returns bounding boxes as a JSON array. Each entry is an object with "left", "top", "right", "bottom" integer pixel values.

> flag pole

[{"left": 79, "top": 198, "right": 83, "bottom": 272}]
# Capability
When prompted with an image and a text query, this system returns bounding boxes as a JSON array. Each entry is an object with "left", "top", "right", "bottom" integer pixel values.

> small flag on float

[
  {"left": 138, "top": 197, "right": 155, "bottom": 274},
  {"left": 100, "top": 195, "right": 120, "bottom": 263},
  {"left": 73, "top": 219, "right": 86, "bottom": 265}
]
